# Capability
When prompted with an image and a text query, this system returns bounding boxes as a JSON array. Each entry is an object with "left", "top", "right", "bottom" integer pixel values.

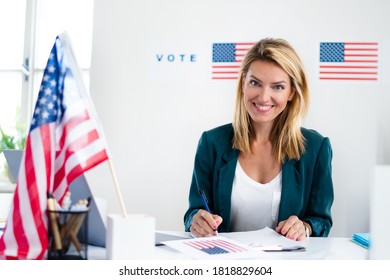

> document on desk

[
  {"left": 162, "top": 235, "right": 265, "bottom": 260},
  {"left": 220, "top": 227, "right": 306, "bottom": 252},
  {"left": 162, "top": 228, "right": 305, "bottom": 259}
]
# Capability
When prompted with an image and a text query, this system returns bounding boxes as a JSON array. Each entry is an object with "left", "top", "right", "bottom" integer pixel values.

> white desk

[{"left": 88, "top": 231, "right": 368, "bottom": 260}]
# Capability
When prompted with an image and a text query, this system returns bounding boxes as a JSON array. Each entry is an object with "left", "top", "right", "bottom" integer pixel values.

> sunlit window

[{"left": 0, "top": 0, "right": 94, "bottom": 183}]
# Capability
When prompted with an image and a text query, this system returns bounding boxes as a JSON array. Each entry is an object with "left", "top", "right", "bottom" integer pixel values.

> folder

[{"left": 351, "top": 232, "right": 370, "bottom": 249}]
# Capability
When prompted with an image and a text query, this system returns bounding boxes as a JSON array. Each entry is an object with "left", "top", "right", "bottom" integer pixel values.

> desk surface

[{"left": 88, "top": 231, "right": 368, "bottom": 260}]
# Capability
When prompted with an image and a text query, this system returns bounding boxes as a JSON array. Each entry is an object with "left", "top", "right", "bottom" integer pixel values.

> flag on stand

[
  {"left": 211, "top": 42, "right": 255, "bottom": 80},
  {"left": 319, "top": 42, "right": 378, "bottom": 81},
  {"left": 0, "top": 33, "right": 109, "bottom": 259}
]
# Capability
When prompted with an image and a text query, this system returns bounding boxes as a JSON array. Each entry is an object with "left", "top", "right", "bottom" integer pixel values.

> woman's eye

[
  {"left": 274, "top": 85, "right": 285, "bottom": 91},
  {"left": 249, "top": 80, "right": 260, "bottom": 87}
]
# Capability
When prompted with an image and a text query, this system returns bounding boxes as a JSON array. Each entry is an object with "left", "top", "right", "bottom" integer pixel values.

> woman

[{"left": 184, "top": 38, "right": 333, "bottom": 241}]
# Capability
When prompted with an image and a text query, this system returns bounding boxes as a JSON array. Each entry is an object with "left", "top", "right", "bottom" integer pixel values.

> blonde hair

[{"left": 232, "top": 38, "right": 309, "bottom": 162}]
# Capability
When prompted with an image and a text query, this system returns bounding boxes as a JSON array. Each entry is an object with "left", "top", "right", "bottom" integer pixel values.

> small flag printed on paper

[
  {"left": 212, "top": 42, "right": 255, "bottom": 80},
  {"left": 184, "top": 238, "right": 248, "bottom": 255},
  {"left": 319, "top": 42, "right": 378, "bottom": 81}
]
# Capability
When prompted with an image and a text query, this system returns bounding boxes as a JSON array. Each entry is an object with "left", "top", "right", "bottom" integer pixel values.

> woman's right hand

[{"left": 189, "top": 209, "right": 222, "bottom": 237}]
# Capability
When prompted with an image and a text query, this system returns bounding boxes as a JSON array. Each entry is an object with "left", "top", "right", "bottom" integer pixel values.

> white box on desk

[
  {"left": 106, "top": 214, "right": 155, "bottom": 259},
  {"left": 370, "top": 165, "right": 390, "bottom": 260}
]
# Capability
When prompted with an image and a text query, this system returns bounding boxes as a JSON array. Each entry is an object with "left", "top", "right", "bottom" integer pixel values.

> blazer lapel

[
  {"left": 217, "top": 147, "right": 239, "bottom": 231},
  {"left": 279, "top": 159, "right": 302, "bottom": 222}
]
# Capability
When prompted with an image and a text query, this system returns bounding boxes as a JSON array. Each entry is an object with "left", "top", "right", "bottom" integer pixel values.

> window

[{"left": 0, "top": 0, "right": 94, "bottom": 182}]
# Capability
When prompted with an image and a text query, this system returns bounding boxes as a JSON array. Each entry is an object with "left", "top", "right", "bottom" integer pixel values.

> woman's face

[{"left": 242, "top": 60, "right": 294, "bottom": 127}]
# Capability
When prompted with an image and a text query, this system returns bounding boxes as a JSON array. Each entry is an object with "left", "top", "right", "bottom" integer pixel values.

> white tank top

[{"left": 230, "top": 161, "right": 282, "bottom": 231}]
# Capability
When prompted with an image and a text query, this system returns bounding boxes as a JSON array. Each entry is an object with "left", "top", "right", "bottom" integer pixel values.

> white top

[{"left": 230, "top": 161, "right": 282, "bottom": 232}]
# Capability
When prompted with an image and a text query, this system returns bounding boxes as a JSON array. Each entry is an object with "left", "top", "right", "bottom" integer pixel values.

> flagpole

[
  {"left": 108, "top": 158, "right": 127, "bottom": 218},
  {"left": 59, "top": 31, "right": 128, "bottom": 218}
]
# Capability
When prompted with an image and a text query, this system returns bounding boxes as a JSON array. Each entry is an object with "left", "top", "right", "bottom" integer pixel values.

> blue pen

[
  {"left": 198, "top": 189, "right": 218, "bottom": 235},
  {"left": 194, "top": 171, "right": 219, "bottom": 235}
]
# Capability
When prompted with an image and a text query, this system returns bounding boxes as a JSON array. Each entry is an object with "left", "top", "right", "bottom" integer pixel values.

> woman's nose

[{"left": 256, "top": 88, "right": 270, "bottom": 102}]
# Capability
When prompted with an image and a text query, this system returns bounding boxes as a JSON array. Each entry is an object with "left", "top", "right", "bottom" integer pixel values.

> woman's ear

[{"left": 288, "top": 88, "right": 295, "bottom": 101}]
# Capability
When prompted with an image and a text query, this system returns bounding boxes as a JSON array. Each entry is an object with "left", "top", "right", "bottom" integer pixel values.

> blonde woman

[{"left": 184, "top": 38, "right": 333, "bottom": 241}]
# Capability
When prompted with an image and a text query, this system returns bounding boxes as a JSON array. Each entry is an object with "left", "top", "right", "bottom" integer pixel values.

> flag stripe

[
  {"left": 320, "top": 65, "right": 377, "bottom": 69},
  {"left": 320, "top": 71, "right": 377, "bottom": 75},
  {"left": 54, "top": 129, "right": 101, "bottom": 188}
]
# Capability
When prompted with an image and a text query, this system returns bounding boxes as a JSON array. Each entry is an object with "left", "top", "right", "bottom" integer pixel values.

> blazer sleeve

[
  {"left": 183, "top": 131, "right": 214, "bottom": 232},
  {"left": 304, "top": 137, "right": 334, "bottom": 237}
]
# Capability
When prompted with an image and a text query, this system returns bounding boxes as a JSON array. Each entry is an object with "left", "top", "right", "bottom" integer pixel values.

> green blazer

[{"left": 184, "top": 123, "right": 334, "bottom": 237}]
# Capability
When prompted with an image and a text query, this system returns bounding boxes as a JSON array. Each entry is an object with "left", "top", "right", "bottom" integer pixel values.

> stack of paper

[{"left": 351, "top": 233, "right": 370, "bottom": 249}]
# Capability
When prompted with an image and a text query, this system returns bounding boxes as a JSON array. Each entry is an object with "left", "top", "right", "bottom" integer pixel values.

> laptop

[{"left": 3, "top": 149, "right": 106, "bottom": 247}]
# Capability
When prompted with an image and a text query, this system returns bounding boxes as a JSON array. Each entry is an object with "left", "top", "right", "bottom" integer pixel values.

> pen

[{"left": 198, "top": 189, "right": 218, "bottom": 236}]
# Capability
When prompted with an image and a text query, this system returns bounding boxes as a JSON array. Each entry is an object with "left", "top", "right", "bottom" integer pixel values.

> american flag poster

[
  {"left": 0, "top": 32, "right": 108, "bottom": 259},
  {"left": 212, "top": 42, "right": 255, "bottom": 80},
  {"left": 319, "top": 42, "right": 378, "bottom": 81},
  {"left": 162, "top": 236, "right": 263, "bottom": 259}
]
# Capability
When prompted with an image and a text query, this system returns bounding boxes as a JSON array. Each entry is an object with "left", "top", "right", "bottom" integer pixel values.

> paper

[
  {"left": 162, "top": 228, "right": 306, "bottom": 259},
  {"left": 220, "top": 227, "right": 306, "bottom": 249},
  {"left": 162, "top": 236, "right": 265, "bottom": 260}
]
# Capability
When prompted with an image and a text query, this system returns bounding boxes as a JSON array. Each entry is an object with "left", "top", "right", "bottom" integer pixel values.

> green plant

[
  {"left": 0, "top": 126, "right": 26, "bottom": 153},
  {"left": 0, "top": 125, "right": 27, "bottom": 183}
]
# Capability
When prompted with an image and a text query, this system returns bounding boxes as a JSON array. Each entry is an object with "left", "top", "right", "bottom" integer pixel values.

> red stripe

[
  {"left": 66, "top": 150, "right": 108, "bottom": 184},
  {"left": 25, "top": 134, "right": 49, "bottom": 257},
  {"left": 210, "top": 240, "right": 240, "bottom": 252},
  {"left": 344, "top": 60, "right": 378, "bottom": 63},
  {"left": 54, "top": 129, "right": 101, "bottom": 188},
  {"left": 344, "top": 54, "right": 378, "bottom": 57},
  {"left": 40, "top": 126, "right": 53, "bottom": 193},
  {"left": 212, "top": 71, "right": 238, "bottom": 74},
  {"left": 212, "top": 77, "right": 238, "bottom": 80},
  {"left": 319, "top": 71, "right": 377, "bottom": 75},
  {"left": 320, "top": 65, "right": 377, "bottom": 69},
  {"left": 58, "top": 111, "right": 90, "bottom": 150},
  {"left": 23, "top": 136, "right": 47, "bottom": 259},
  {"left": 212, "top": 65, "right": 240, "bottom": 69},
  {"left": 320, "top": 77, "right": 377, "bottom": 81},
  {"left": 344, "top": 42, "right": 378, "bottom": 45},
  {"left": 184, "top": 241, "right": 203, "bottom": 250},
  {"left": 235, "top": 42, "right": 255, "bottom": 46},
  {"left": 344, "top": 48, "right": 378, "bottom": 51},
  {"left": 10, "top": 187, "right": 29, "bottom": 258}
]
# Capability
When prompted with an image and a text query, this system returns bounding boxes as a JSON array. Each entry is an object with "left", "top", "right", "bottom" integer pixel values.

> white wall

[{"left": 87, "top": 0, "right": 390, "bottom": 236}]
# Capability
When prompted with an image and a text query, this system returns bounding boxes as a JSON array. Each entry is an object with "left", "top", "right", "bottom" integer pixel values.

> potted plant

[{"left": 0, "top": 126, "right": 26, "bottom": 183}]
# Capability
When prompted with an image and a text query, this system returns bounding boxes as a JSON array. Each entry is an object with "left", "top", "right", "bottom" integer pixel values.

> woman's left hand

[{"left": 275, "top": 215, "right": 307, "bottom": 241}]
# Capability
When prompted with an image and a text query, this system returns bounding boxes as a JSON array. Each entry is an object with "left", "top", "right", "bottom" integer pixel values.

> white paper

[
  {"left": 162, "top": 235, "right": 265, "bottom": 260},
  {"left": 220, "top": 227, "right": 306, "bottom": 249}
]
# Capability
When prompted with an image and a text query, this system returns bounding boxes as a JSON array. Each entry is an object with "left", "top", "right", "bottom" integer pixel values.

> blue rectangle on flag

[
  {"left": 212, "top": 43, "right": 236, "bottom": 62},
  {"left": 320, "top": 43, "right": 345, "bottom": 62}
]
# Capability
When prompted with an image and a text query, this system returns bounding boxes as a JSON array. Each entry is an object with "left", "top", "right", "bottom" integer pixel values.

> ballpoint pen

[{"left": 198, "top": 189, "right": 218, "bottom": 236}]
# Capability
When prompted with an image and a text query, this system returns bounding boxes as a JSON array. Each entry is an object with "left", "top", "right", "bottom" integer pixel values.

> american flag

[
  {"left": 211, "top": 42, "right": 255, "bottom": 80},
  {"left": 319, "top": 42, "right": 378, "bottom": 81},
  {"left": 184, "top": 239, "right": 247, "bottom": 255},
  {"left": 0, "top": 33, "right": 108, "bottom": 259}
]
